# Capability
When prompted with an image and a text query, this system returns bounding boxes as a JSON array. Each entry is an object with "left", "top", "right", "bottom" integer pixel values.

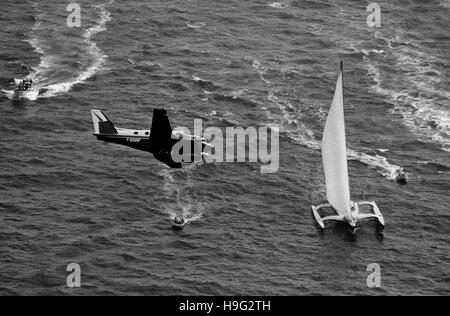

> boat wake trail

[
  {"left": 25, "top": 0, "right": 114, "bottom": 99},
  {"left": 440, "top": 0, "right": 450, "bottom": 9},
  {"left": 159, "top": 168, "right": 204, "bottom": 225},
  {"left": 268, "top": 1, "right": 291, "bottom": 9},
  {"left": 365, "top": 32, "right": 450, "bottom": 152},
  {"left": 252, "top": 58, "right": 404, "bottom": 181},
  {"left": 1, "top": 3, "right": 43, "bottom": 100},
  {"left": 1, "top": 90, "right": 15, "bottom": 100}
]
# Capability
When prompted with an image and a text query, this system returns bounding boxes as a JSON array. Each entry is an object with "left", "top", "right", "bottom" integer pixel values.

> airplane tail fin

[
  {"left": 150, "top": 108, "right": 173, "bottom": 149},
  {"left": 91, "top": 110, "right": 118, "bottom": 135}
]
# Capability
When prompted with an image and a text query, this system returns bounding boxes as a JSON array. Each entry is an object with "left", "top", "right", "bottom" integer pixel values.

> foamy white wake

[
  {"left": 268, "top": 91, "right": 319, "bottom": 150},
  {"left": 22, "top": 0, "right": 114, "bottom": 99},
  {"left": 159, "top": 168, "right": 204, "bottom": 225},
  {"left": 268, "top": 1, "right": 290, "bottom": 9},
  {"left": 0, "top": 3, "right": 44, "bottom": 100},
  {"left": 440, "top": 0, "right": 450, "bottom": 9},
  {"left": 252, "top": 59, "right": 271, "bottom": 85},
  {"left": 186, "top": 22, "right": 206, "bottom": 29},
  {"left": 1, "top": 90, "right": 16, "bottom": 100},
  {"left": 365, "top": 33, "right": 450, "bottom": 152},
  {"left": 252, "top": 58, "right": 404, "bottom": 181},
  {"left": 26, "top": 1, "right": 47, "bottom": 81},
  {"left": 42, "top": 1, "right": 114, "bottom": 98}
]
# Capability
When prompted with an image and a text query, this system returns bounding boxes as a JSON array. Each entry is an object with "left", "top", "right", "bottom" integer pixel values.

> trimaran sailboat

[{"left": 311, "top": 62, "right": 385, "bottom": 231}]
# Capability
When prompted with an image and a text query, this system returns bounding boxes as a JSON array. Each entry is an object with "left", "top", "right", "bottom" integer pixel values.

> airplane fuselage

[
  {"left": 95, "top": 128, "right": 153, "bottom": 153},
  {"left": 91, "top": 108, "right": 213, "bottom": 168},
  {"left": 94, "top": 128, "right": 210, "bottom": 163}
]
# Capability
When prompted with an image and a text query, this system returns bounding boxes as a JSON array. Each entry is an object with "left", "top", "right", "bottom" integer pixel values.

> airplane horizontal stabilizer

[{"left": 91, "top": 110, "right": 118, "bottom": 135}]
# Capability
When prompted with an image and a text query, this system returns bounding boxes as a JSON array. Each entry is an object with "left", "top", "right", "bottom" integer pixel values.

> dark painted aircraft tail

[
  {"left": 150, "top": 109, "right": 173, "bottom": 150},
  {"left": 150, "top": 109, "right": 182, "bottom": 168},
  {"left": 91, "top": 110, "right": 118, "bottom": 135}
]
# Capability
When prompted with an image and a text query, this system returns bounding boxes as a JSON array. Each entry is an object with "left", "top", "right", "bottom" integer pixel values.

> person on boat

[
  {"left": 174, "top": 217, "right": 185, "bottom": 225},
  {"left": 23, "top": 79, "right": 33, "bottom": 91},
  {"left": 396, "top": 172, "right": 407, "bottom": 185}
]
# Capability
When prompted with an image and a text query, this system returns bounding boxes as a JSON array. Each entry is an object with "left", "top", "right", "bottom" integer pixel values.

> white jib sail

[{"left": 322, "top": 67, "right": 351, "bottom": 218}]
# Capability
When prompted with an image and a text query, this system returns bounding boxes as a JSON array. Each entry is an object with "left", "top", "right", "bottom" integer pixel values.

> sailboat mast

[
  {"left": 321, "top": 60, "right": 352, "bottom": 218},
  {"left": 340, "top": 61, "right": 344, "bottom": 104},
  {"left": 339, "top": 61, "right": 351, "bottom": 204}
]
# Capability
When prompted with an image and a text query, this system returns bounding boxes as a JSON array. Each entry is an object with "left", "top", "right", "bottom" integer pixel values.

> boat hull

[
  {"left": 311, "top": 201, "right": 384, "bottom": 230},
  {"left": 13, "top": 89, "right": 39, "bottom": 100},
  {"left": 172, "top": 223, "right": 185, "bottom": 230}
]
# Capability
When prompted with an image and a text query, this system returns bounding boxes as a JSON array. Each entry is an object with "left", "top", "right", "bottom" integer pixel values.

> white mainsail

[{"left": 322, "top": 65, "right": 351, "bottom": 218}]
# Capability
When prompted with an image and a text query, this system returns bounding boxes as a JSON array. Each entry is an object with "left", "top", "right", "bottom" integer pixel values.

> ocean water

[{"left": 0, "top": 0, "right": 449, "bottom": 295}]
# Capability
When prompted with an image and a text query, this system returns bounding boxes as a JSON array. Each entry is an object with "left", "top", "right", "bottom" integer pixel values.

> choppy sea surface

[{"left": 0, "top": 0, "right": 449, "bottom": 295}]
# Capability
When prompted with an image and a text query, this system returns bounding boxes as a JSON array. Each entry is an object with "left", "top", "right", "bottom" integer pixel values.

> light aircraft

[{"left": 91, "top": 108, "right": 214, "bottom": 168}]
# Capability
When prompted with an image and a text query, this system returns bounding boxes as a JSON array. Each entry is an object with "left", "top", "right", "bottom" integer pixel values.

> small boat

[
  {"left": 13, "top": 88, "right": 39, "bottom": 100},
  {"left": 13, "top": 78, "right": 39, "bottom": 100},
  {"left": 311, "top": 62, "right": 385, "bottom": 231},
  {"left": 172, "top": 217, "right": 186, "bottom": 230},
  {"left": 396, "top": 172, "right": 408, "bottom": 185}
]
